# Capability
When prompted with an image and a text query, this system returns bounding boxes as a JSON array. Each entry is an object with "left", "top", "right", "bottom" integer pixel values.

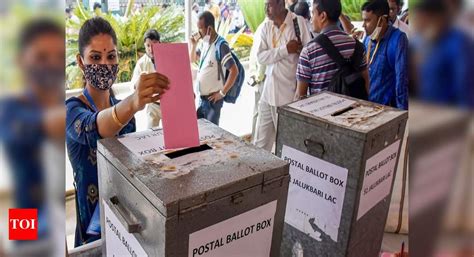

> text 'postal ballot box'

[
  {"left": 97, "top": 119, "right": 290, "bottom": 257},
  {"left": 275, "top": 92, "right": 408, "bottom": 257}
]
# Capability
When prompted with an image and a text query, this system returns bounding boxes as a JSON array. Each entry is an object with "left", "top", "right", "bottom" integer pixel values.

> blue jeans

[{"left": 197, "top": 96, "right": 224, "bottom": 125}]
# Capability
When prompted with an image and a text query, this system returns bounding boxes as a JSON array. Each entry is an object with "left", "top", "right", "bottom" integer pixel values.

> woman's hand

[{"left": 132, "top": 72, "right": 170, "bottom": 112}]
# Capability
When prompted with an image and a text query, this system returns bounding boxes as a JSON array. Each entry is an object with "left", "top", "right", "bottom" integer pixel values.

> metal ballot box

[
  {"left": 97, "top": 119, "right": 289, "bottom": 257},
  {"left": 276, "top": 92, "right": 408, "bottom": 257}
]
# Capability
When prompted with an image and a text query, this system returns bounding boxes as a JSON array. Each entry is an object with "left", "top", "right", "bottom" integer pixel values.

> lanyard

[
  {"left": 199, "top": 44, "right": 213, "bottom": 71},
  {"left": 272, "top": 23, "right": 287, "bottom": 48},
  {"left": 367, "top": 40, "right": 381, "bottom": 66},
  {"left": 83, "top": 88, "right": 113, "bottom": 112}
]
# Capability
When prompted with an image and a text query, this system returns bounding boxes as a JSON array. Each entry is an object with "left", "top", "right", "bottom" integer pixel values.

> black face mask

[{"left": 26, "top": 66, "right": 65, "bottom": 90}]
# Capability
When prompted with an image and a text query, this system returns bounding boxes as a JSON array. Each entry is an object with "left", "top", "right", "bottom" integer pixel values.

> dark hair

[
  {"left": 361, "top": 0, "right": 390, "bottom": 16},
  {"left": 66, "top": 7, "right": 72, "bottom": 13},
  {"left": 313, "top": 0, "right": 342, "bottom": 22},
  {"left": 78, "top": 17, "right": 117, "bottom": 56},
  {"left": 294, "top": 1, "right": 310, "bottom": 20},
  {"left": 388, "top": 0, "right": 403, "bottom": 7},
  {"left": 199, "top": 11, "right": 215, "bottom": 29},
  {"left": 93, "top": 2, "right": 102, "bottom": 10},
  {"left": 288, "top": 0, "right": 298, "bottom": 12},
  {"left": 144, "top": 29, "right": 161, "bottom": 42},
  {"left": 18, "top": 18, "right": 64, "bottom": 52}
]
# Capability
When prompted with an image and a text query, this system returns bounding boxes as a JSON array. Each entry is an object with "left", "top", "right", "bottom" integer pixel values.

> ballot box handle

[
  {"left": 106, "top": 196, "right": 143, "bottom": 233},
  {"left": 304, "top": 138, "right": 325, "bottom": 157}
]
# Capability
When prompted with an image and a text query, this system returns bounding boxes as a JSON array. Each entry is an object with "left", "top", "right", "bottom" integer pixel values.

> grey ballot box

[
  {"left": 97, "top": 119, "right": 289, "bottom": 257},
  {"left": 276, "top": 92, "right": 408, "bottom": 257}
]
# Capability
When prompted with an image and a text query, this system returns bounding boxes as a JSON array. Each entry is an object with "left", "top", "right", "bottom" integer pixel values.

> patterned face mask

[{"left": 83, "top": 64, "right": 119, "bottom": 90}]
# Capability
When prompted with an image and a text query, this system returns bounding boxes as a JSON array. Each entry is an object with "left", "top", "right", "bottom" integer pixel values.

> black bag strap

[
  {"left": 315, "top": 33, "right": 349, "bottom": 68},
  {"left": 293, "top": 17, "right": 301, "bottom": 42}
]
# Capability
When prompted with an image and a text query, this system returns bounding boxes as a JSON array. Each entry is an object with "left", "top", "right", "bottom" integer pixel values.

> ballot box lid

[
  {"left": 278, "top": 92, "right": 408, "bottom": 140},
  {"left": 97, "top": 119, "right": 289, "bottom": 218}
]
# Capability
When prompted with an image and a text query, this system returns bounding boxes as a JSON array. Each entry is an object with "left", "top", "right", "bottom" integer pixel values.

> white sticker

[
  {"left": 281, "top": 145, "right": 348, "bottom": 242},
  {"left": 357, "top": 140, "right": 401, "bottom": 220},
  {"left": 118, "top": 127, "right": 218, "bottom": 157},
  {"left": 188, "top": 200, "right": 277, "bottom": 257},
  {"left": 103, "top": 199, "right": 148, "bottom": 257},
  {"left": 288, "top": 93, "right": 356, "bottom": 117}
]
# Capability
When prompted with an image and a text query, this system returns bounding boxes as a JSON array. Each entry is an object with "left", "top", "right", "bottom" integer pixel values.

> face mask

[
  {"left": 26, "top": 66, "right": 65, "bottom": 90},
  {"left": 370, "top": 16, "right": 386, "bottom": 41},
  {"left": 202, "top": 27, "right": 211, "bottom": 44},
  {"left": 82, "top": 63, "right": 119, "bottom": 90}
]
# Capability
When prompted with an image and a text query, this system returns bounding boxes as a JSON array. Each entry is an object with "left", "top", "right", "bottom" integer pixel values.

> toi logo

[{"left": 9, "top": 209, "right": 38, "bottom": 240}]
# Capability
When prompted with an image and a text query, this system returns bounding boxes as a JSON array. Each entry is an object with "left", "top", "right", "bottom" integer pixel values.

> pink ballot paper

[{"left": 153, "top": 43, "right": 199, "bottom": 149}]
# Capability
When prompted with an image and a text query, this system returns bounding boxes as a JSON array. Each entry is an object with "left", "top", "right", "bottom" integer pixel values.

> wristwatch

[{"left": 219, "top": 90, "right": 226, "bottom": 97}]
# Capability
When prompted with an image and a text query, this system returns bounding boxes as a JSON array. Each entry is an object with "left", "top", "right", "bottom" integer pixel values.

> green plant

[
  {"left": 237, "top": 0, "right": 266, "bottom": 33},
  {"left": 66, "top": 2, "right": 184, "bottom": 89},
  {"left": 342, "top": 0, "right": 365, "bottom": 21}
]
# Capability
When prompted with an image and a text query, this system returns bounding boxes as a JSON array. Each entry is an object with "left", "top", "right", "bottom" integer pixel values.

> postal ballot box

[
  {"left": 276, "top": 92, "right": 408, "bottom": 257},
  {"left": 97, "top": 119, "right": 289, "bottom": 257}
]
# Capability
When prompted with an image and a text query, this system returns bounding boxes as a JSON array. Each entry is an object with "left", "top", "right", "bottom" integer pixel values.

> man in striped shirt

[{"left": 295, "top": 0, "right": 369, "bottom": 99}]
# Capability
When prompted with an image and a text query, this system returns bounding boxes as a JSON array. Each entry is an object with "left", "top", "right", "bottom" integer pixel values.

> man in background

[
  {"left": 388, "top": 0, "right": 410, "bottom": 36},
  {"left": 295, "top": 0, "right": 369, "bottom": 99},
  {"left": 131, "top": 29, "right": 163, "bottom": 128},
  {"left": 254, "top": 0, "right": 311, "bottom": 151},
  {"left": 190, "top": 11, "right": 239, "bottom": 125},
  {"left": 362, "top": 0, "right": 408, "bottom": 110}
]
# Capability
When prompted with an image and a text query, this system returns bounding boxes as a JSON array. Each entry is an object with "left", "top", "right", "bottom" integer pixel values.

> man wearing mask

[
  {"left": 254, "top": 0, "right": 311, "bottom": 151},
  {"left": 387, "top": 0, "right": 410, "bottom": 37},
  {"left": 362, "top": 0, "right": 408, "bottom": 110},
  {"left": 190, "top": 11, "right": 239, "bottom": 125},
  {"left": 131, "top": 29, "right": 162, "bottom": 128}
]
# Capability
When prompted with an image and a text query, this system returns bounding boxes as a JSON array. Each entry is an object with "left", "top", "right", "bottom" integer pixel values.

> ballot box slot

[
  {"left": 164, "top": 144, "right": 212, "bottom": 159},
  {"left": 331, "top": 106, "right": 354, "bottom": 117}
]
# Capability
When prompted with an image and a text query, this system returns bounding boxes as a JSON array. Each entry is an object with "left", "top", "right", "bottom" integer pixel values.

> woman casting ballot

[{"left": 66, "top": 17, "right": 170, "bottom": 246}]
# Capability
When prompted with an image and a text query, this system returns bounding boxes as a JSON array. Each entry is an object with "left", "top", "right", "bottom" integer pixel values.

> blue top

[
  {"left": 364, "top": 26, "right": 409, "bottom": 110},
  {"left": 413, "top": 28, "right": 474, "bottom": 108},
  {"left": 0, "top": 94, "right": 49, "bottom": 238},
  {"left": 66, "top": 93, "right": 135, "bottom": 246}
]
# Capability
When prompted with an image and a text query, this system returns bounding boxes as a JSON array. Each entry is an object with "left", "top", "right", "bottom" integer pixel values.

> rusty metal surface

[
  {"left": 98, "top": 119, "right": 288, "bottom": 217},
  {"left": 276, "top": 92, "right": 408, "bottom": 257},
  {"left": 98, "top": 119, "right": 290, "bottom": 256}
]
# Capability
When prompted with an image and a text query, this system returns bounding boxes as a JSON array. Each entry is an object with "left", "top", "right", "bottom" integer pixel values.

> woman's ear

[{"left": 76, "top": 54, "right": 84, "bottom": 73}]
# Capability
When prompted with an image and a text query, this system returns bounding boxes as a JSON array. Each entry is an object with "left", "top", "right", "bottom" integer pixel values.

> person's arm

[
  {"left": 43, "top": 106, "right": 66, "bottom": 141},
  {"left": 97, "top": 73, "right": 170, "bottom": 137},
  {"left": 67, "top": 73, "right": 170, "bottom": 147},
  {"left": 208, "top": 44, "right": 239, "bottom": 103},
  {"left": 394, "top": 33, "right": 409, "bottom": 110},
  {"left": 257, "top": 24, "right": 302, "bottom": 65},
  {"left": 189, "top": 35, "right": 201, "bottom": 63},
  {"left": 130, "top": 58, "right": 142, "bottom": 89},
  {"left": 222, "top": 64, "right": 238, "bottom": 94},
  {"left": 294, "top": 46, "right": 311, "bottom": 100},
  {"left": 362, "top": 68, "right": 370, "bottom": 93},
  {"left": 339, "top": 14, "right": 354, "bottom": 34},
  {"left": 208, "top": 64, "right": 238, "bottom": 103},
  {"left": 295, "top": 81, "right": 309, "bottom": 100}
]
